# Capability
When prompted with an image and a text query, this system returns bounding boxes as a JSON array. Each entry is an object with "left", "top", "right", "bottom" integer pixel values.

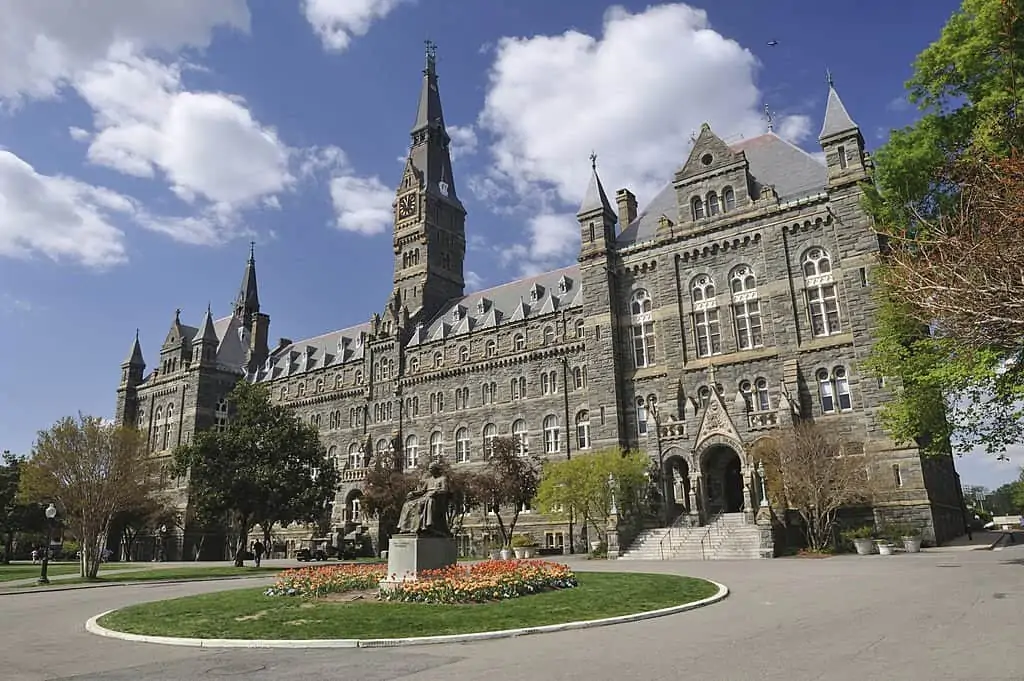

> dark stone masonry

[{"left": 115, "top": 52, "right": 964, "bottom": 560}]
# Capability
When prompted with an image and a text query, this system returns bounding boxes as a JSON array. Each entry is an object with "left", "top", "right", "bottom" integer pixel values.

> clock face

[{"left": 397, "top": 193, "right": 416, "bottom": 220}]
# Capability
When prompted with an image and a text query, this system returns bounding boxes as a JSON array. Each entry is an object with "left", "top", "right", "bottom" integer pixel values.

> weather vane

[
  {"left": 826, "top": 67, "right": 834, "bottom": 87},
  {"left": 589, "top": 150, "right": 598, "bottom": 170},
  {"left": 764, "top": 103, "right": 775, "bottom": 132}
]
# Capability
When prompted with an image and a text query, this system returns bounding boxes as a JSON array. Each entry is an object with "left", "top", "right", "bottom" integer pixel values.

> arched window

[
  {"left": 354, "top": 370, "right": 363, "bottom": 384},
  {"left": 155, "top": 406, "right": 163, "bottom": 421},
  {"left": 512, "top": 419, "right": 528, "bottom": 456},
  {"left": 630, "top": 289, "right": 656, "bottom": 368},
  {"left": 706, "top": 191, "right": 720, "bottom": 216},
  {"left": 697, "top": 386, "right": 712, "bottom": 408},
  {"left": 433, "top": 351, "right": 443, "bottom": 368},
  {"left": 375, "top": 438, "right": 389, "bottom": 460},
  {"left": 575, "top": 410, "right": 591, "bottom": 450},
  {"left": 543, "top": 415, "right": 560, "bottom": 453},
  {"left": 483, "top": 423, "right": 497, "bottom": 456},
  {"left": 167, "top": 403, "right": 175, "bottom": 420},
  {"left": 459, "top": 346, "right": 469, "bottom": 363},
  {"left": 691, "top": 275, "right": 722, "bottom": 357},
  {"left": 691, "top": 196, "right": 705, "bottom": 220},
  {"left": 755, "top": 377, "right": 771, "bottom": 412},
  {"left": 575, "top": 319, "right": 585, "bottom": 339},
  {"left": 730, "top": 265, "right": 763, "bottom": 350},
  {"left": 455, "top": 428, "right": 471, "bottom": 463},
  {"left": 636, "top": 397, "right": 649, "bottom": 436},
  {"left": 279, "top": 387, "right": 288, "bottom": 401},
  {"left": 410, "top": 357, "right": 420, "bottom": 373},
  {"left": 348, "top": 443, "right": 362, "bottom": 469},
  {"left": 739, "top": 380, "right": 753, "bottom": 412},
  {"left": 430, "top": 431, "right": 444, "bottom": 458},
  {"left": 802, "top": 248, "right": 840, "bottom": 336},
  {"left": 405, "top": 435, "right": 419, "bottom": 469},
  {"left": 297, "top": 382, "right": 306, "bottom": 398},
  {"left": 511, "top": 376, "right": 526, "bottom": 400},
  {"left": 722, "top": 186, "right": 736, "bottom": 211},
  {"left": 513, "top": 334, "right": 525, "bottom": 351},
  {"left": 543, "top": 327, "right": 555, "bottom": 345},
  {"left": 573, "top": 366, "right": 584, "bottom": 390},
  {"left": 816, "top": 367, "right": 853, "bottom": 414},
  {"left": 327, "top": 445, "right": 339, "bottom": 471},
  {"left": 214, "top": 399, "right": 229, "bottom": 432},
  {"left": 485, "top": 340, "right": 497, "bottom": 358}
]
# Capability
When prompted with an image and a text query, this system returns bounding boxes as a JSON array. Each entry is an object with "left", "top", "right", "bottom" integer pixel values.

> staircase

[{"left": 619, "top": 513, "right": 767, "bottom": 560}]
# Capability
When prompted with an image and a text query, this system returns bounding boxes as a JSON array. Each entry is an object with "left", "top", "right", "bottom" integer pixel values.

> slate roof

[
  {"left": 251, "top": 320, "right": 372, "bottom": 382},
  {"left": 408, "top": 264, "right": 583, "bottom": 347},
  {"left": 819, "top": 86, "right": 859, "bottom": 140},
  {"left": 617, "top": 133, "right": 827, "bottom": 246}
]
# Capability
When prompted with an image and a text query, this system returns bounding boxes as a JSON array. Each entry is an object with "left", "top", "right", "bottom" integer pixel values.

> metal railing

[
  {"left": 699, "top": 512, "right": 725, "bottom": 560},
  {"left": 658, "top": 527, "right": 677, "bottom": 560}
]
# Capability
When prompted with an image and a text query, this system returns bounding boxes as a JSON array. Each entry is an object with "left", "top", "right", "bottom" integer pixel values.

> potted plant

[
  {"left": 511, "top": 533, "right": 538, "bottom": 558},
  {"left": 499, "top": 544, "right": 514, "bottom": 560},
  {"left": 875, "top": 539, "right": 896, "bottom": 556},
  {"left": 841, "top": 526, "right": 876, "bottom": 555},
  {"left": 895, "top": 522, "right": 924, "bottom": 553}
]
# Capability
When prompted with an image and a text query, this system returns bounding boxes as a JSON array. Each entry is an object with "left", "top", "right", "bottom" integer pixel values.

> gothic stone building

[{"left": 115, "top": 52, "right": 964, "bottom": 559}]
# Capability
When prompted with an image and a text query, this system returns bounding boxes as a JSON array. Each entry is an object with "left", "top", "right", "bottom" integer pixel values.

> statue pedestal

[{"left": 380, "top": 534, "right": 457, "bottom": 588}]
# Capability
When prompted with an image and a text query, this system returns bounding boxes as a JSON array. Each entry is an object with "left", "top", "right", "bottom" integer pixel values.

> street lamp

[
  {"left": 38, "top": 503, "right": 57, "bottom": 585},
  {"left": 756, "top": 461, "right": 769, "bottom": 508}
]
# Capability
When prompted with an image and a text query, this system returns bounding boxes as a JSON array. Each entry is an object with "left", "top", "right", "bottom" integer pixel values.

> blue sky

[{"left": 1, "top": 0, "right": 1013, "bottom": 488}]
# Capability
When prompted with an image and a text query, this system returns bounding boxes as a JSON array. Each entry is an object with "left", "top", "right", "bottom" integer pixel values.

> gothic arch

[{"left": 695, "top": 433, "right": 748, "bottom": 467}]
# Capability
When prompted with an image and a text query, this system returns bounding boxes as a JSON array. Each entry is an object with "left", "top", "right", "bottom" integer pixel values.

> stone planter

[
  {"left": 902, "top": 536, "right": 922, "bottom": 553},
  {"left": 488, "top": 550, "right": 501, "bottom": 560},
  {"left": 513, "top": 547, "right": 528, "bottom": 559},
  {"left": 877, "top": 542, "right": 896, "bottom": 556},
  {"left": 852, "top": 538, "right": 875, "bottom": 555},
  {"left": 499, "top": 548, "right": 514, "bottom": 560}
]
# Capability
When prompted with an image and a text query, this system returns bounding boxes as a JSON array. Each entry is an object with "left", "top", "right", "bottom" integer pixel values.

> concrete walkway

[{"left": 4, "top": 545, "right": 1024, "bottom": 681}]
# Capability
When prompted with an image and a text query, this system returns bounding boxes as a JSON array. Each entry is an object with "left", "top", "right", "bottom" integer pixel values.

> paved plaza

[{"left": 3, "top": 544, "right": 1022, "bottom": 681}]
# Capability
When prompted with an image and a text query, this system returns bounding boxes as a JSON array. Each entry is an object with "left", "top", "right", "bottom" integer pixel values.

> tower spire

[
  {"left": 235, "top": 242, "right": 260, "bottom": 321},
  {"left": 409, "top": 41, "right": 461, "bottom": 207}
]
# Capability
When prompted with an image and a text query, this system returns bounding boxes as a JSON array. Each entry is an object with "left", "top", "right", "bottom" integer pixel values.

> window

[
  {"left": 310, "top": 413, "right": 322, "bottom": 428},
  {"left": 859, "top": 267, "right": 868, "bottom": 287},
  {"left": 892, "top": 463, "right": 903, "bottom": 488},
  {"left": 279, "top": 387, "right": 288, "bottom": 401},
  {"left": 706, "top": 191, "right": 720, "bottom": 216},
  {"left": 214, "top": 399, "right": 229, "bottom": 432},
  {"left": 512, "top": 419, "right": 528, "bottom": 456},
  {"left": 630, "top": 289, "right": 656, "bottom": 368},
  {"left": 316, "top": 378, "right": 324, "bottom": 393},
  {"left": 730, "top": 265, "right": 763, "bottom": 350},
  {"left": 355, "top": 370, "right": 363, "bottom": 384},
  {"left": 697, "top": 386, "right": 711, "bottom": 408},
  {"left": 167, "top": 403, "right": 175, "bottom": 420},
  {"left": 817, "top": 366, "right": 853, "bottom": 414},
  {"left": 691, "top": 196, "right": 705, "bottom": 220},
  {"left": 455, "top": 428, "right": 470, "bottom": 463},
  {"left": 542, "top": 415, "right": 560, "bottom": 453},
  {"left": 573, "top": 366, "right": 585, "bottom": 390},
  {"left": 834, "top": 367, "right": 852, "bottom": 410},
  {"left": 482, "top": 382, "right": 492, "bottom": 405},
  {"left": 738, "top": 381, "right": 753, "bottom": 412},
  {"left": 511, "top": 376, "right": 526, "bottom": 400},
  {"left": 837, "top": 145, "right": 848, "bottom": 170},
  {"left": 722, "top": 186, "right": 736, "bottom": 211},
  {"left": 459, "top": 346, "right": 469, "bottom": 363},
  {"left": 348, "top": 443, "right": 362, "bottom": 469},
  {"left": 636, "top": 398, "right": 648, "bottom": 436},
  {"left": 405, "top": 435, "right": 419, "bottom": 469},
  {"left": 483, "top": 423, "right": 497, "bottom": 456},
  {"left": 575, "top": 319, "right": 585, "bottom": 339},
  {"left": 755, "top": 378, "right": 770, "bottom": 411},
  {"left": 803, "top": 247, "right": 841, "bottom": 337},
  {"left": 410, "top": 357, "right": 420, "bottom": 373},
  {"left": 542, "top": 327, "right": 555, "bottom": 346},
  {"left": 433, "top": 351, "right": 443, "bottom": 368},
  {"left": 576, "top": 410, "right": 591, "bottom": 450},
  {"left": 297, "top": 383, "right": 306, "bottom": 398},
  {"left": 541, "top": 370, "right": 557, "bottom": 395},
  {"left": 429, "top": 431, "right": 444, "bottom": 459},
  {"left": 513, "top": 334, "right": 525, "bottom": 351},
  {"left": 349, "top": 496, "right": 362, "bottom": 523},
  {"left": 485, "top": 340, "right": 497, "bottom": 358},
  {"left": 375, "top": 438, "right": 389, "bottom": 462},
  {"left": 692, "top": 275, "right": 722, "bottom": 357},
  {"left": 588, "top": 221, "right": 595, "bottom": 242}
]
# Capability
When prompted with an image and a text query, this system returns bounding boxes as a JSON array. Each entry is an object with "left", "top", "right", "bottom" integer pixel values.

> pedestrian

[
  {"left": 253, "top": 540, "right": 264, "bottom": 567},
  {"left": 30, "top": 548, "right": 38, "bottom": 564}
]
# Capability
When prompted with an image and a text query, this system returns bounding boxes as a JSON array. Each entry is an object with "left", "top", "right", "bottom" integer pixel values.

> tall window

[
  {"left": 348, "top": 443, "right": 362, "bottom": 469},
  {"left": 511, "top": 376, "right": 526, "bottom": 400},
  {"left": 455, "top": 428, "right": 470, "bottom": 463},
  {"left": 692, "top": 275, "right": 722, "bottom": 357},
  {"left": 429, "top": 431, "right": 444, "bottom": 459},
  {"left": 739, "top": 381, "right": 753, "bottom": 412},
  {"left": 691, "top": 196, "right": 705, "bottom": 220},
  {"left": 513, "top": 334, "right": 525, "bottom": 351},
  {"left": 754, "top": 377, "right": 771, "bottom": 412},
  {"left": 433, "top": 351, "right": 444, "bottom": 368},
  {"left": 636, "top": 397, "right": 648, "bottom": 436},
  {"left": 541, "top": 370, "right": 558, "bottom": 395},
  {"left": 575, "top": 410, "right": 591, "bottom": 450},
  {"left": 730, "top": 265, "right": 763, "bottom": 350},
  {"left": 573, "top": 366, "right": 585, "bottom": 390},
  {"left": 630, "top": 289, "right": 656, "bottom": 368},
  {"left": 375, "top": 439, "right": 389, "bottom": 462},
  {"left": 543, "top": 415, "right": 560, "bottom": 453},
  {"left": 706, "top": 191, "right": 720, "bottom": 216},
  {"left": 722, "top": 186, "right": 736, "bottom": 211},
  {"left": 485, "top": 340, "right": 497, "bottom": 358},
  {"left": 512, "top": 419, "right": 528, "bottom": 456},
  {"left": 817, "top": 366, "right": 853, "bottom": 413},
  {"left": 327, "top": 446, "right": 339, "bottom": 472},
  {"left": 454, "top": 386, "right": 469, "bottom": 410},
  {"left": 803, "top": 248, "right": 841, "bottom": 336},
  {"left": 459, "top": 346, "right": 469, "bottom": 363},
  {"left": 543, "top": 327, "right": 555, "bottom": 345},
  {"left": 214, "top": 399, "right": 229, "bottom": 432},
  {"left": 483, "top": 423, "right": 497, "bottom": 456},
  {"left": 575, "top": 319, "right": 585, "bottom": 339},
  {"left": 404, "top": 435, "right": 419, "bottom": 469}
]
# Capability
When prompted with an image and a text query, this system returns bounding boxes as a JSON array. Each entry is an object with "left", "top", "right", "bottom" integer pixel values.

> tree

[
  {"left": 110, "top": 494, "right": 178, "bottom": 562},
  {"left": 758, "top": 423, "right": 876, "bottom": 552},
  {"left": 0, "top": 451, "right": 45, "bottom": 563},
  {"left": 18, "top": 415, "right": 159, "bottom": 578},
  {"left": 172, "top": 382, "right": 338, "bottom": 567},
  {"left": 469, "top": 437, "right": 542, "bottom": 548},
  {"left": 361, "top": 440, "right": 415, "bottom": 544}
]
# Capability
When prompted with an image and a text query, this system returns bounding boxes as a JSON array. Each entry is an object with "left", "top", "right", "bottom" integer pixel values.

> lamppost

[
  {"left": 648, "top": 402, "right": 670, "bottom": 526},
  {"left": 158, "top": 524, "right": 168, "bottom": 562},
  {"left": 38, "top": 503, "right": 57, "bottom": 585},
  {"left": 756, "top": 461, "right": 769, "bottom": 507}
]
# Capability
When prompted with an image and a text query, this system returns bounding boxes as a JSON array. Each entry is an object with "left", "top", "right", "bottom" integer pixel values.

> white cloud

[
  {"left": 0, "top": 293, "right": 33, "bottom": 314},
  {"left": 776, "top": 114, "right": 812, "bottom": 144},
  {"left": 329, "top": 175, "right": 394, "bottom": 235},
  {"left": 465, "top": 270, "right": 484, "bottom": 292},
  {"left": 302, "top": 0, "right": 407, "bottom": 52},
  {"left": 68, "top": 126, "right": 90, "bottom": 142},
  {"left": 499, "top": 212, "right": 578, "bottom": 276},
  {"left": 0, "top": 149, "right": 130, "bottom": 268},
  {"left": 476, "top": 3, "right": 817, "bottom": 246},
  {"left": 447, "top": 125, "right": 478, "bottom": 161},
  {"left": 0, "top": 0, "right": 249, "bottom": 103}
]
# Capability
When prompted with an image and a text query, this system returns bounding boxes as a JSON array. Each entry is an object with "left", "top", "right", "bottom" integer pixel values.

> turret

[
  {"left": 116, "top": 330, "right": 146, "bottom": 426},
  {"left": 193, "top": 304, "right": 219, "bottom": 368},
  {"left": 818, "top": 72, "right": 870, "bottom": 186},
  {"left": 158, "top": 308, "right": 190, "bottom": 376},
  {"left": 577, "top": 153, "right": 618, "bottom": 260}
]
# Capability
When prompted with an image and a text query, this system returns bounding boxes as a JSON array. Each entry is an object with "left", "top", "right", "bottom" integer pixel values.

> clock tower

[{"left": 392, "top": 42, "right": 467, "bottom": 324}]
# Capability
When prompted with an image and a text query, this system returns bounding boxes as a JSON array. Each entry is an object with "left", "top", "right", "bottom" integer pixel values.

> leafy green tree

[
  {"left": 534, "top": 449, "right": 650, "bottom": 543},
  {"left": 172, "top": 382, "right": 338, "bottom": 566},
  {"left": 361, "top": 438, "right": 415, "bottom": 546},
  {"left": 0, "top": 451, "right": 45, "bottom": 563},
  {"left": 469, "top": 437, "right": 542, "bottom": 548},
  {"left": 19, "top": 416, "right": 158, "bottom": 578}
]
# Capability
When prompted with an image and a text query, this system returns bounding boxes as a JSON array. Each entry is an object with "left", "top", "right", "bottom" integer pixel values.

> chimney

[{"left": 615, "top": 188, "right": 637, "bottom": 229}]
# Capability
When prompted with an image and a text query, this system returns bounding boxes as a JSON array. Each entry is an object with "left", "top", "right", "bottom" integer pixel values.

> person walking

[{"left": 252, "top": 540, "right": 265, "bottom": 567}]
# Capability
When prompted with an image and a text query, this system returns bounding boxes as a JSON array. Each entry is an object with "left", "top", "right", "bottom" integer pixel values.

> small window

[
  {"left": 513, "top": 334, "right": 525, "bottom": 351},
  {"left": 892, "top": 463, "right": 903, "bottom": 488},
  {"left": 706, "top": 191, "right": 720, "bottom": 216},
  {"left": 575, "top": 319, "right": 585, "bottom": 339},
  {"left": 459, "top": 346, "right": 469, "bottom": 363},
  {"left": 859, "top": 267, "right": 868, "bottom": 287},
  {"left": 722, "top": 186, "right": 736, "bottom": 211},
  {"left": 837, "top": 145, "right": 848, "bottom": 170},
  {"left": 485, "top": 340, "right": 496, "bottom": 358},
  {"left": 691, "top": 197, "right": 705, "bottom": 220},
  {"left": 433, "top": 351, "right": 443, "bottom": 368},
  {"left": 543, "top": 327, "right": 555, "bottom": 345}
]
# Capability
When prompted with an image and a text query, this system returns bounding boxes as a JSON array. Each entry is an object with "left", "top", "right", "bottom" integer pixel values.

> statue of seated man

[{"left": 397, "top": 462, "right": 451, "bottom": 537}]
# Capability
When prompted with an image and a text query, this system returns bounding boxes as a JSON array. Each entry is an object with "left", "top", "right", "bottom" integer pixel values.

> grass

[
  {"left": 22, "top": 565, "right": 285, "bottom": 587},
  {"left": 0, "top": 563, "right": 83, "bottom": 582},
  {"left": 98, "top": 572, "right": 719, "bottom": 640}
]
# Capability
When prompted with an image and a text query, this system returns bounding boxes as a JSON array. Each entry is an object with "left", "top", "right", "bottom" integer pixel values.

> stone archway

[
  {"left": 663, "top": 452, "right": 691, "bottom": 515},
  {"left": 701, "top": 444, "right": 745, "bottom": 515}
]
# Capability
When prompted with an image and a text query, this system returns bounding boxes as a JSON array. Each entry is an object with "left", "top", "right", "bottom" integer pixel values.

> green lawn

[
  {"left": 98, "top": 572, "right": 719, "bottom": 640},
  {"left": 0, "top": 563, "right": 83, "bottom": 582},
  {"left": 24, "top": 565, "right": 285, "bottom": 587}
]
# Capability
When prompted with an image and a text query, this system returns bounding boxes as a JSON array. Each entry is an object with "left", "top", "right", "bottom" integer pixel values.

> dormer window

[
  {"left": 558, "top": 275, "right": 572, "bottom": 294},
  {"left": 476, "top": 298, "right": 489, "bottom": 315},
  {"left": 451, "top": 307, "right": 463, "bottom": 322},
  {"left": 530, "top": 283, "right": 543, "bottom": 302}
]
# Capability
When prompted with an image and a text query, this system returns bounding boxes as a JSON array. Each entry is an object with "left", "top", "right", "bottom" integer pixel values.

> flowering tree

[{"left": 469, "top": 437, "right": 542, "bottom": 548}]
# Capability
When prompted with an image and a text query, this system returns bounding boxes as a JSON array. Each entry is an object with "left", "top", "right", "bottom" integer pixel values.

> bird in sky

[{"left": 767, "top": 40, "right": 779, "bottom": 46}]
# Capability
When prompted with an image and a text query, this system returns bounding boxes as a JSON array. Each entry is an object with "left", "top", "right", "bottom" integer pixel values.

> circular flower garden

[{"left": 264, "top": 560, "right": 578, "bottom": 603}]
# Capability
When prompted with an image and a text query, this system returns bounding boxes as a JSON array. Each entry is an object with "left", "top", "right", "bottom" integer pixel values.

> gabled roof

[{"left": 409, "top": 264, "right": 582, "bottom": 347}]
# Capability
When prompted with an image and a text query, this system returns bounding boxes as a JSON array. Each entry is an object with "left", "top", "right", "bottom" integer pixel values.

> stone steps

[{"left": 619, "top": 513, "right": 766, "bottom": 560}]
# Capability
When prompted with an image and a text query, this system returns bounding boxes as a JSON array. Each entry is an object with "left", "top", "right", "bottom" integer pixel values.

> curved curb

[{"left": 85, "top": 579, "right": 728, "bottom": 649}]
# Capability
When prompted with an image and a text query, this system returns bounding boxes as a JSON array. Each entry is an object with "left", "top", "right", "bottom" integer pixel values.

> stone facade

[{"left": 114, "top": 54, "right": 965, "bottom": 559}]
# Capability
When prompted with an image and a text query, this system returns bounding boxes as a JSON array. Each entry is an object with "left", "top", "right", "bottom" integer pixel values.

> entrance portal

[{"left": 702, "top": 445, "right": 744, "bottom": 515}]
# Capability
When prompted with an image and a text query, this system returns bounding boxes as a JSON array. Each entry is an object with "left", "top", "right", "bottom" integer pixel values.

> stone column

[
  {"left": 742, "top": 467, "right": 755, "bottom": 523},
  {"left": 688, "top": 473, "right": 701, "bottom": 525},
  {"left": 606, "top": 508, "right": 621, "bottom": 559}
]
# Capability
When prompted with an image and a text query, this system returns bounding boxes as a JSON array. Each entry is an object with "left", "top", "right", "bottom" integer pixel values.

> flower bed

[
  {"left": 265, "top": 564, "right": 386, "bottom": 598},
  {"left": 381, "top": 560, "right": 578, "bottom": 604}
]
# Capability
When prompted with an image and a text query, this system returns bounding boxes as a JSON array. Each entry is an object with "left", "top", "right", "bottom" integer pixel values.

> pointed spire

[
  {"left": 406, "top": 41, "right": 461, "bottom": 207},
  {"left": 819, "top": 76, "right": 859, "bottom": 141},
  {"left": 124, "top": 329, "right": 145, "bottom": 366},
  {"left": 235, "top": 242, "right": 259, "bottom": 320},
  {"left": 196, "top": 303, "right": 218, "bottom": 345},
  {"left": 577, "top": 153, "right": 616, "bottom": 217},
  {"left": 413, "top": 39, "right": 444, "bottom": 133}
]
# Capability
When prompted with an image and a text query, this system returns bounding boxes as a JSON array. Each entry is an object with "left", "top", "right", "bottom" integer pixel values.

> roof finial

[
  {"left": 589, "top": 151, "right": 598, "bottom": 171},
  {"left": 135, "top": 328, "right": 140, "bottom": 341},
  {"left": 424, "top": 39, "right": 437, "bottom": 71},
  {"left": 248, "top": 240, "right": 255, "bottom": 261},
  {"left": 764, "top": 103, "right": 775, "bottom": 132},
  {"left": 174, "top": 308, "right": 181, "bottom": 322},
  {"left": 207, "top": 301, "right": 212, "bottom": 315},
  {"left": 826, "top": 67, "right": 834, "bottom": 88}
]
